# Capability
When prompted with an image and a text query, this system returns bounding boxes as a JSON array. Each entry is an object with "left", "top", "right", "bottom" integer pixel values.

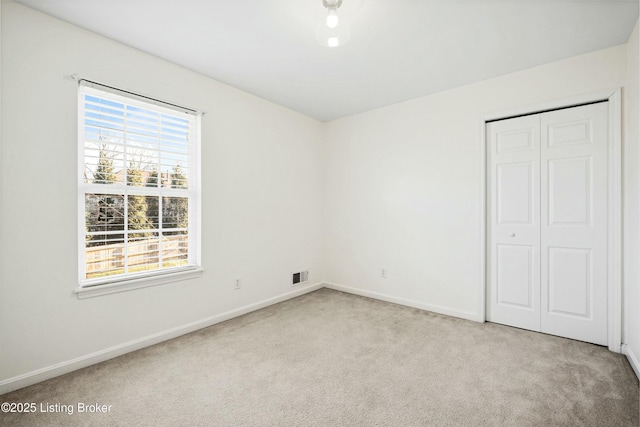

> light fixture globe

[{"left": 316, "top": 0, "right": 350, "bottom": 47}]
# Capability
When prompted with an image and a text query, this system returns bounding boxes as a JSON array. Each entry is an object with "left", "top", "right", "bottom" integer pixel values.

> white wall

[
  {"left": 0, "top": 2, "right": 324, "bottom": 388},
  {"left": 624, "top": 19, "right": 640, "bottom": 377},
  {"left": 324, "top": 45, "right": 627, "bottom": 321}
]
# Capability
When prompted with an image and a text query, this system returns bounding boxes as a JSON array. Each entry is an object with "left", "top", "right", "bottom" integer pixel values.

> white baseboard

[
  {"left": 323, "top": 282, "right": 480, "bottom": 322},
  {"left": 0, "top": 282, "right": 323, "bottom": 395},
  {"left": 622, "top": 344, "right": 640, "bottom": 381}
]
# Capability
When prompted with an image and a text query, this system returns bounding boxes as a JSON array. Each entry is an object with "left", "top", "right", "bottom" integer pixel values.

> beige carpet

[{"left": 1, "top": 288, "right": 637, "bottom": 426}]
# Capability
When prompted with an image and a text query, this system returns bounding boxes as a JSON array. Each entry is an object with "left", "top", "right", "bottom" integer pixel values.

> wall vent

[{"left": 292, "top": 270, "right": 309, "bottom": 286}]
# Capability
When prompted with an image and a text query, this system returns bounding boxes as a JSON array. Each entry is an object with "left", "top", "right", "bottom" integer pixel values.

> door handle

[{"left": 509, "top": 232, "right": 516, "bottom": 237}]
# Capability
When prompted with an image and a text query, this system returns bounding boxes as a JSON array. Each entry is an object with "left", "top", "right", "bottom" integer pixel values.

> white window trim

[
  {"left": 74, "top": 267, "right": 203, "bottom": 299},
  {"left": 76, "top": 82, "right": 202, "bottom": 297}
]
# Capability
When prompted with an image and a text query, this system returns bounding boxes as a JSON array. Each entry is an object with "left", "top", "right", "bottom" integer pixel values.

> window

[{"left": 78, "top": 81, "right": 201, "bottom": 292}]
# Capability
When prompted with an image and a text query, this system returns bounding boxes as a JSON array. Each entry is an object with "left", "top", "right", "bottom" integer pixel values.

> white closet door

[
  {"left": 540, "top": 103, "right": 609, "bottom": 346},
  {"left": 486, "top": 114, "right": 541, "bottom": 332},
  {"left": 486, "top": 102, "right": 609, "bottom": 346}
]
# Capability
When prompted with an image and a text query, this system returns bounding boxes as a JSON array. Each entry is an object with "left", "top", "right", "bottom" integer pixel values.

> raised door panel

[
  {"left": 496, "top": 129, "right": 535, "bottom": 153},
  {"left": 548, "top": 157, "right": 592, "bottom": 226},
  {"left": 547, "top": 247, "right": 592, "bottom": 318},
  {"left": 496, "top": 244, "right": 534, "bottom": 309},
  {"left": 547, "top": 119, "right": 593, "bottom": 148}
]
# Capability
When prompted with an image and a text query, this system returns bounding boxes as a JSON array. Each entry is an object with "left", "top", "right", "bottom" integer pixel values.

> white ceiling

[{"left": 13, "top": 0, "right": 640, "bottom": 121}]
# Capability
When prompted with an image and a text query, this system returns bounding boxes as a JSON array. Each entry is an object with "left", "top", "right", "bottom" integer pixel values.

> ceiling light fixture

[{"left": 316, "top": 0, "right": 350, "bottom": 47}]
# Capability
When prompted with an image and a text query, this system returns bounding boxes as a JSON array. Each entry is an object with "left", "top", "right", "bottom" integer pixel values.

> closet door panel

[
  {"left": 540, "top": 102, "right": 608, "bottom": 346},
  {"left": 486, "top": 115, "right": 541, "bottom": 331}
]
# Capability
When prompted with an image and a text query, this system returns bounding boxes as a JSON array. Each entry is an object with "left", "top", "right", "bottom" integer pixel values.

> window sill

[{"left": 75, "top": 267, "right": 204, "bottom": 299}]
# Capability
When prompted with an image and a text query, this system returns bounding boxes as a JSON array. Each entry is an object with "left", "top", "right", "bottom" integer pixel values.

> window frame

[{"left": 76, "top": 82, "right": 202, "bottom": 298}]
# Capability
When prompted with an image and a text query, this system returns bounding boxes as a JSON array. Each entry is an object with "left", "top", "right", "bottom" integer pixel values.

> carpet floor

[{"left": 1, "top": 288, "right": 638, "bottom": 426}]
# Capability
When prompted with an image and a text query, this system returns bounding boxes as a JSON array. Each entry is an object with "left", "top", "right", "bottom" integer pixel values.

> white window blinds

[{"left": 78, "top": 81, "right": 200, "bottom": 286}]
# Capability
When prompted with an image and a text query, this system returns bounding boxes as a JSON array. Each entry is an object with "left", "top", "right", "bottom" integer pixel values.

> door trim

[{"left": 478, "top": 88, "right": 622, "bottom": 353}]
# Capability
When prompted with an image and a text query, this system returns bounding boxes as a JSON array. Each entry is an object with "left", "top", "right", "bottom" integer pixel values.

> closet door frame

[{"left": 479, "top": 88, "right": 622, "bottom": 353}]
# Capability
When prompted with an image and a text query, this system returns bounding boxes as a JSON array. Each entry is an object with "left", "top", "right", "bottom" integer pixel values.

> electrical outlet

[
  {"left": 381, "top": 268, "right": 387, "bottom": 278},
  {"left": 234, "top": 279, "right": 241, "bottom": 290}
]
